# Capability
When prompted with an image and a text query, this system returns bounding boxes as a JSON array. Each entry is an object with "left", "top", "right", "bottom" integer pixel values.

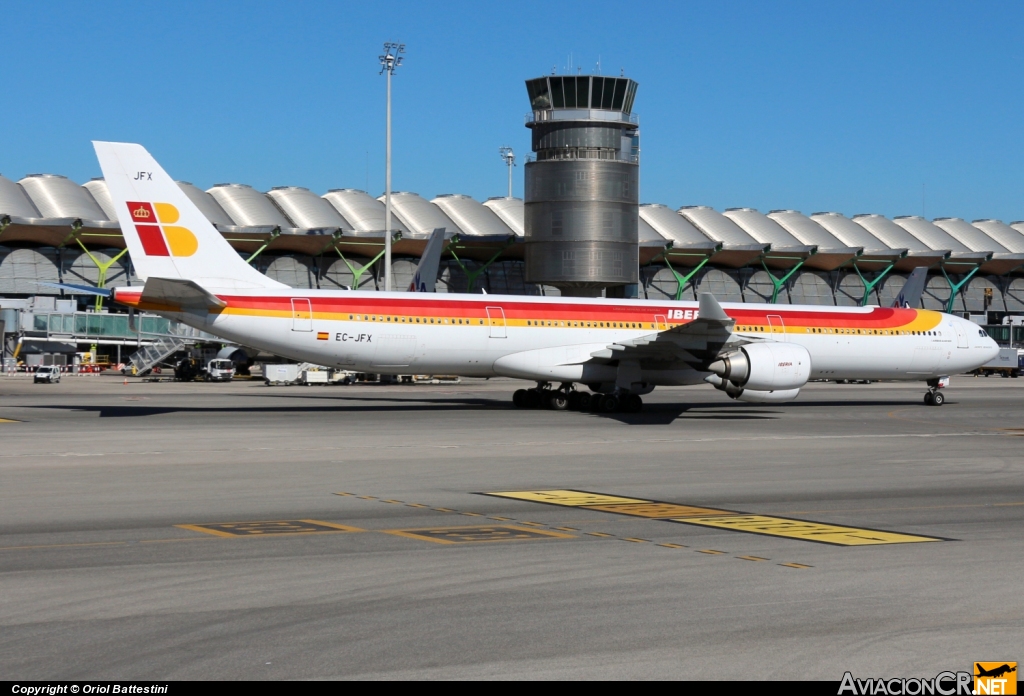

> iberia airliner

[{"left": 88, "top": 142, "right": 999, "bottom": 411}]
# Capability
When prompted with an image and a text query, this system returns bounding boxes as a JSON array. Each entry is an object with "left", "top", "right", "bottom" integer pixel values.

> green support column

[
  {"left": 760, "top": 258, "right": 806, "bottom": 304},
  {"left": 659, "top": 256, "right": 712, "bottom": 301},
  {"left": 940, "top": 265, "right": 981, "bottom": 314},
  {"left": 852, "top": 261, "right": 896, "bottom": 306},
  {"left": 244, "top": 227, "right": 282, "bottom": 264},
  {"left": 75, "top": 241, "right": 129, "bottom": 311},
  {"left": 328, "top": 232, "right": 400, "bottom": 290},
  {"left": 444, "top": 235, "right": 516, "bottom": 293}
]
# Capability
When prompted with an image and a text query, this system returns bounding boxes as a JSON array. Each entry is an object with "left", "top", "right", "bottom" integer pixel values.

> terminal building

[{"left": 3, "top": 76, "right": 1024, "bottom": 365}]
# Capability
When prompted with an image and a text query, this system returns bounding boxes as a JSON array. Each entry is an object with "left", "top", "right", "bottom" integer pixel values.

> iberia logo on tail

[{"left": 127, "top": 201, "right": 198, "bottom": 257}]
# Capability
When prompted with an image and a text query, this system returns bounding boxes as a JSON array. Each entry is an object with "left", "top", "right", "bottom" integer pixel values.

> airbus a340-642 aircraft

[{"left": 81, "top": 141, "right": 999, "bottom": 412}]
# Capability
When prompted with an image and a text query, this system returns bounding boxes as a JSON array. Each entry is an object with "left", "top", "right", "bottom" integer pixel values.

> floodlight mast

[
  {"left": 379, "top": 41, "right": 405, "bottom": 291},
  {"left": 499, "top": 146, "right": 515, "bottom": 198}
]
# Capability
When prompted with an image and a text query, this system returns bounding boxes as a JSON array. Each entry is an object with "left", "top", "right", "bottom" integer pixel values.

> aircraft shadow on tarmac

[{"left": 25, "top": 395, "right": 930, "bottom": 424}]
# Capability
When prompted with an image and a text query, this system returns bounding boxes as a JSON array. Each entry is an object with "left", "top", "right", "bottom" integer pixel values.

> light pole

[
  {"left": 499, "top": 146, "right": 515, "bottom": 198},
  {"left": 379, "top": 41, "right": 404, "bottom": 291}
]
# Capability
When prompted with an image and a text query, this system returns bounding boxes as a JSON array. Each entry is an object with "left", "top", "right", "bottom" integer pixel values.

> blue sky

[{"left": 3, "top": 1, "right": 1024, "bottom": 222}]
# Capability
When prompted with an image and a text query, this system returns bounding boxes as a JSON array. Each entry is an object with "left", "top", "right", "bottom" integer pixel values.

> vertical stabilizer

[
  {"left": 93, "top": 141, "right": 286, "bottom": 291},
  {"left": 892, "top": 267, "right": 928, "bottom": 308},
  {"left": 408, "top": 228, "right": 446, "bottom": 292}
]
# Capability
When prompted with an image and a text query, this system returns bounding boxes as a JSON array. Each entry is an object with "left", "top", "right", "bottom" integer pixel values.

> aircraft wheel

[
  {"left": 548, "top": 392, "right": 569, "bottom": 411},
  {"left": 576, "top": 392, "right": 592, "bottom": 410},
  {"left": 600, "top": 395, "right": 620, "bottom": 412},
  {"left": 931, "top": 392, "right": 945, "bottom": 406},
  {"left": 622, "top": 394, "right": 643, "bottom": 413},
  {"left": 924, "top": 392, "right": 934, "bottom": 405},
  {"left": 567, "top": 392, "right": 582, "bottom": 410},
  {"left": 513, "top": 389, "right": 528, "bottom": 408},
  {"left": 524, "top": 389, "right": 543, "bottom": 409}
]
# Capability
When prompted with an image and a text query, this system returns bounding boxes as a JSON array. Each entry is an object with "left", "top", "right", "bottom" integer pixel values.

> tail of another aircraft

[
  {"left": 93, "top": 141, "right": 286, "bottom": 291},
  {"left": 892, "top": 267, "right": 928, "bottom": 308},
  {"left": 408, "top": 228, "right": 446, "bottom": 292}
]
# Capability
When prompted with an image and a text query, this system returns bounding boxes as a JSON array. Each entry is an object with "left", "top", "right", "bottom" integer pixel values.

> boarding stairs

[{"left": 129, "top": 335, "right": 188, "bottom": 375}]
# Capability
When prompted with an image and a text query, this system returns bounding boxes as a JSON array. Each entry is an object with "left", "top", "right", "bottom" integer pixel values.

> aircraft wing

[{"left": 588, "top": 292, "right": 752, "bottom": 367}]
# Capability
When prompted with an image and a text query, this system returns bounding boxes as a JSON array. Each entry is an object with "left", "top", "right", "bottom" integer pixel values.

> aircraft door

[
  {"left": 767, "top": 315, "right": 785, "bottom": 335},
  {"left": 655, "top": 314, "right": 668, "bottom": 330},
  {"left": 291, "top": 298, "right": 313, "bottom": 332},
  {"left": 486, "top": 306, "right": 507, "bottom": 338},
  {"left": 953, "top": 320, "right": 968, "bottom": 348}
]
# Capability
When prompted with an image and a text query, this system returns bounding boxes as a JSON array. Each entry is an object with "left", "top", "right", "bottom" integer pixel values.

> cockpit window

[{"left": 979, "top": 329, "right": 986, "bottom": 337}]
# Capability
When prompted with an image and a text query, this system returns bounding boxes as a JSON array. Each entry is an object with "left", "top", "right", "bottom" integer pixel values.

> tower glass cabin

[{"left": 523, "top": 75, "right": 640, "bottom": 296}]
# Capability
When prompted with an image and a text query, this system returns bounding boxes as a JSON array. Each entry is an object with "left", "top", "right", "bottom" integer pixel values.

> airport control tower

[{"left": 524, "top": 74, "right": 640, "bottom": 296}]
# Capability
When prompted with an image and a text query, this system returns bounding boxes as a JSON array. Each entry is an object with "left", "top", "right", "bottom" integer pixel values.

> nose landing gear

[{"left": 923, "top": 376, "right": 949, "bottom": 406}]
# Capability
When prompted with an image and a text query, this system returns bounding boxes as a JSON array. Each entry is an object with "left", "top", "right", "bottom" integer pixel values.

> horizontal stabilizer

[
  {"left": 139, "top": 277, "right": 226, "bottom": 311},
  {"left": 35, "top": 282, "right": 112, "bottom": 297}
]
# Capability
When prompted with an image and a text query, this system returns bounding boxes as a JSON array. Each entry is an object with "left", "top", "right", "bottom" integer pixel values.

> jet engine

[{"left": 707, "top": 342, "right": 811, "bottom": 392}]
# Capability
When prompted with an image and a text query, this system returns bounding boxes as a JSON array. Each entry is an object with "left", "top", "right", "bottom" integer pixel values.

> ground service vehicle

[{"left": 33, "top": 365, "right": 61, "bottom": 384}]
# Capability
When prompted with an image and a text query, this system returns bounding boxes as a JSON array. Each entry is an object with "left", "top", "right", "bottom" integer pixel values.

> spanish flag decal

[{"left": 317, "top": 332, "right": 329, "bottom": 341}]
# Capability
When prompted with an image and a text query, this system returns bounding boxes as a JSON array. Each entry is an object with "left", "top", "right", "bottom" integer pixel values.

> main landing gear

[
  {"left": 512, "top": 383, "right": 643, "bottom": 413},
  {"left": 923, "top": 376, "right": 950, "bottom": 406}
]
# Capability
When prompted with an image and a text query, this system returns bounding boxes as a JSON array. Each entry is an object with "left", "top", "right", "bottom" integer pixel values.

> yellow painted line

[
  {"left": 736, "top": 555, "right": 769, "bottom": 562},
  {"left": 697, "top": 549, "right": 725, "bottom": 555},
  {"left": 483, "top": 489, "right": 949, "bottom": 546},
  {"left": 517, "top": 521, "right": 545, "bottom": 527},
  {"left": 482, "top": 490, "right": 647, "bottom": 507},
  {"left": 381, "top": 499, "right": 403, "bottom": 504},
  {"left": 780, "top": 562, "right": 813, "bottom": 569},
  {"left": 489, "top": 516, "right": 512, "bottom": 521},
  {"left": 382, "top": 524, "right": 574, "bottom": 545},
  {"left": 460, "top": 512, "right": 483, "bottom": 517},
  {"left": 0, "top": 418, "right": 21, "bottom": 423},
  {"left": 333, "top": 492, "right": 354, "bottom": 497},
  {"left": 585, "top": 502, "right": 735, "bottom": 519},
  {"left": 554, "top": 527, "right": 578, "bottom": 531},
  {"left": 433, "top": 507, "right": 455, "bottom": 512},
  {"left": 673, "top": 515, "right": 944, "bottom": 546},
  {"left": 406, "top": 503, "right": 428, "bottom": 508},
  {"left": 623, "top": 537, "right": 650, "bottom": 543},
  {"left": 658, "top": 543, "right": 686, "bottom": 549},
  {"left": 586, "top": 532, "right": 613, "bottom": 538},
  {"left": 357, "top": 496, "right": 377, "bottom": 500},
  {"left": 175, "top": 524, "right": 237, "bottom": 538}
]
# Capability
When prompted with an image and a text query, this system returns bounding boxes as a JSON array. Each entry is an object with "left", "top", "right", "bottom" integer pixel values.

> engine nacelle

[
  {"left": 735, "top": 387, "right": 801, "bottom": 403},
  {"left": 704, "top": 374, "right": 802, "bottom": 402},
  {"left": 708, "top": 342, "right": 811, "bottom": 391}
]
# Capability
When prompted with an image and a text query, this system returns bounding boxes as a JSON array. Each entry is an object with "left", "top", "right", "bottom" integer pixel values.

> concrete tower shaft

[{"left": 523, "top": 75, "right": 640, "bottom": 294}]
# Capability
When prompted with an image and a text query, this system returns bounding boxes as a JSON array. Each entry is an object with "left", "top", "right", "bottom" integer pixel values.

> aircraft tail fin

[
  {"left": 408, "top": 228, "right": 446, "bottom": 292},
  {"left": 92, "top": 141, "right": 286, "bottom": 291},
  {"left": 892, "top": 267, "right": 928, "bottom": 308}
]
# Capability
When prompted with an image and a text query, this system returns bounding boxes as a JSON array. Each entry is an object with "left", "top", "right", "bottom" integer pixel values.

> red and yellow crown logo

[{"left": 126, "top": 201, "right": 197, "bottom": 257}]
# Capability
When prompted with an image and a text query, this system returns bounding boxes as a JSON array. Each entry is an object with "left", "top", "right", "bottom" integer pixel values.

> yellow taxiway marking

[
  {"left": 382, "top": 524, "right": 574, "bottom": 545},
  {"left": 623, "top": 537, "right": 650, "bottom": 543},
  {"left": 586, "top": 532, "right": 613, "bottom": 538},
  {"left": 554, "top": 527, "right": 578, "bottom": 531},
  {"left": 736, "top": 555, "right": 769, "bottom": 562},
  {"left": 176, "top": 519, "right": 364, "bottom": 537},
  {"left": 482, "top": 489, "right": 947, "bottom": 546},
  {"left": 381, "top": 499, "right": 403, "bottom": 504},
  {"left": 483, "top": 490, "right": 647, "bottom": 507},
  {"left": 0, "top": 418, "right": 21, "bottom": 423},
  {"left": 780, "top": 562, "right": 813, "bottom": 569},
  {"left": 675, "top": 515, "right": 942, "bottom": 546},
  {"left": 586, "top": 502, "right": 734, "bottom": 518},
  {"left": 357, "top": 496, "right": 376, "bottom": 500},
  {"left": 658, "top": 543, "right": 686, "bottom": 549},
  {"left": 697, "top": 549, "right": 726, "bottom": 555}
]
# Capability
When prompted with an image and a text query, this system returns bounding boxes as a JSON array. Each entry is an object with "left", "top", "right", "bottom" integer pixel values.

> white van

[{"left": 33, "top": 365, "right": 62, "bottom": 384}]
